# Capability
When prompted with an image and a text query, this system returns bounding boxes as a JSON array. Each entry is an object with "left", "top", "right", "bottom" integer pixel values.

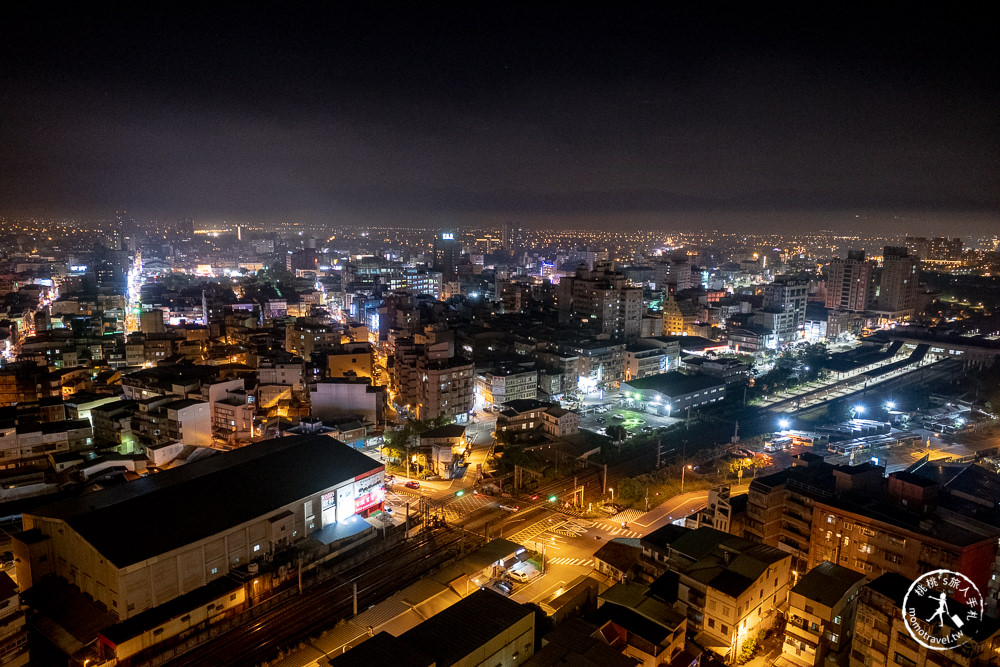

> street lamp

[
  {"left": 681, "top": 464, "right": 693, "bottom": 493},
  {"left": 851, "top": 404, "right": 865, "bottom": 419},
  {"left": 885, "top": 401, "right": 896, "bottom": 411},
  {"left": 609, "top": 487, "right": 614, "bottom": 503},
  {"left": 778, "top": 418, "right": 790, "bottom": 431}
]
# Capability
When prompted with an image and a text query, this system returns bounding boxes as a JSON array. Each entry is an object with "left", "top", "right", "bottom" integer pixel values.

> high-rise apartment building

[
  {"left": 557, "top": 262, "right": 643, "bottom": 341},
  {"left": 825, "top": 251, "right": 876, "bottom": 312},
  {"left": 876, "top": 246, "right": 919, "bottom": 316},
  {"left": 391, "top": 326, "right": 474, "bottom": 421},
  {"left": 432, "top": 230, "right": 461, "bottom": 279},
  {"left": 758, "top": 274, "right": 810, "bottom": 345}
]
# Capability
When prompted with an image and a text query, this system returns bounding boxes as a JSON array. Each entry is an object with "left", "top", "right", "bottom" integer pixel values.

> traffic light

[
  {"left": 548, "top": 495, "right": 557, "bottom": 502},
  {"left": 455, "top": 490, "right": 464, "bottom": 497}
]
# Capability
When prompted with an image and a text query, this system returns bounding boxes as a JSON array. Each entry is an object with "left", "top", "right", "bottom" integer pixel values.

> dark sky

[{"left": 1, "top": 4, "right": 997, "bottom": 232}]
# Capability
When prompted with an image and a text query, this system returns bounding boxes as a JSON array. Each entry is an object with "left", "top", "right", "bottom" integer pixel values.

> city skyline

[{"left": 1, "top": 5, "right": 997, "bottom": 233}]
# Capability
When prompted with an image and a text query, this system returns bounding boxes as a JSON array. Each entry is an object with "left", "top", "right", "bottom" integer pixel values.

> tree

[{"left": 606, "top": 424, "right": 628, "bottom": 444}]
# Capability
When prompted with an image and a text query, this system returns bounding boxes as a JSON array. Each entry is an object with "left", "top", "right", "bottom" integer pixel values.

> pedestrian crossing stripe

[
  {"left": 595, "top": 522, "right": 643, "bottom": 537},
  {"left": 548, "top": 558, "right": 594, "bottom": 567}
]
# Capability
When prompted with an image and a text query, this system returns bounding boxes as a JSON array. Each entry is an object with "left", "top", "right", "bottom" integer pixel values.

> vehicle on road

[
  {"left": 601, "top": 502, "right": 624, "bottom": 515},
  {"left": 508, "top": 569, "right": 530, "bottom": 582},
  {"left": 499, "top": 504, "right": 520, "bottom": 512},
  {"left": 405, "top": 481, "right": 420, "bottom": 489},
  {"left": 612, "top": 414, "right": 624, "bottom": 420},
  {"left": 596, "top": 417, "right": 606, "bottom": 424}
]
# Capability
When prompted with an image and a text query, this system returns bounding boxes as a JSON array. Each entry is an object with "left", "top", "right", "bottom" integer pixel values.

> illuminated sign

[
  {"left": 441, "top": 232, "right": 454, "bottom": 240},
  {"left": 354, "top": 473, "right": 385, "bottom": 513}
]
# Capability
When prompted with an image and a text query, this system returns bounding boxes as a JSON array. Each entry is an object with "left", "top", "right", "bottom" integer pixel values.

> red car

[{"left": 405, "top": 481, "right": 420, "bottom": 490}]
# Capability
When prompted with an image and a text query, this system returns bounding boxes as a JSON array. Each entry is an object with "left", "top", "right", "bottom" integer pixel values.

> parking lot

[{"left": 578, "top": 402, "right": 680, "bottom": 437}]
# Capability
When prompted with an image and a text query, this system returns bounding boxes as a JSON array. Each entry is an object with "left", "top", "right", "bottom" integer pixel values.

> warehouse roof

[
  {"left": 31, "top": 434, "right": 382, "bottom": 568},
  {"left": 399, "top": 589, "right": 532, "bottom": 665},
  {"left": 622, "top": 371, "right": 724, "bottom": 397}
]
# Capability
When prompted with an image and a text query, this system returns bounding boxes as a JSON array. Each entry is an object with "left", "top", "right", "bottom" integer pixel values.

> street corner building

[{"left": 10, "top": 434, "right": 385, "bottom": 659}]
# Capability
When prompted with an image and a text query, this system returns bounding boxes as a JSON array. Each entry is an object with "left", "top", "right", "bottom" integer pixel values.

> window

[
  {"left": 833, "top": 615, "right": 842, "bottom": 625},
  {"left": 210, "top": 567, "right": 219, "bottom": 575},
  {"left": 230, "top": 594, "right": 237, "bottom": 601},
  {"left": 708, "top": 618, "right": 716, "bottom": 629},
  {"left": 253, "top": 544, "right": 261, "bottom": 553},
  {"left": 721, "top": 624, "right": 729, "bottom": 635},
  {"left": 894, "top": 653, "right": 917, "bottom": 667}
]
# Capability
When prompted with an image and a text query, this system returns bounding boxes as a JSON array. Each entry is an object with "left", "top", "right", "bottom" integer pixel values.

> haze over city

[{"left": 2, "top": 5, "right": 997, "bottom": 232}]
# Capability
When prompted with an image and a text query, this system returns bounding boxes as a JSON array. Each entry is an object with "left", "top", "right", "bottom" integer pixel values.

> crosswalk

[
  {"left": 612, "top": 508, "right": 643, "bottom": 523},
  {"left": 548, "top": 557, "right": 594, "bottom": 567},
  {"left": 593, "top": 522, "right": 643, "bottom": 538}
]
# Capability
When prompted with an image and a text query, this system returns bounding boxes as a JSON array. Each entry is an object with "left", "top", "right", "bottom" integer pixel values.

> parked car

[
  {"left": 612, "top": 414, "right": 624, "bottom": 420},
  {"left": 405, "top": 481, "right": 420, "bottom": 489},
  {"left": 596, "top": 417, "right": 607, "bottom": 424},
  {"left": 508, "top": 569, "right": 530, "bottom": 582},
  {"left": 495, "top": 580, "right": 513, "bottom": 594}
]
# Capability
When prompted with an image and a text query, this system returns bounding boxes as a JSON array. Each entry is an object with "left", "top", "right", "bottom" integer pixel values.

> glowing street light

[
  {"left": 681, "top": 464, "right": 693, "bottom": 493},
  {"left": 885, "top": 401, "right": 896, "bottom": 411},
  {"left": 778, "top": 418, "right": 790, "bottom": 431}
]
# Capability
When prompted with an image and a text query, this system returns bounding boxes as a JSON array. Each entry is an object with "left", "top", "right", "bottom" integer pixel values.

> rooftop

[
  {"left": 622, "top": 371, "right": 725, "bottom": 397},
  {"left": 792, "top": 561, "right": 866, "bottom": 608},
  {"left": 29, "top": 434, "right": 382, "bottom": 568},
  {"left": 399, "top": 589, "right": 532, "bottom": 666}
]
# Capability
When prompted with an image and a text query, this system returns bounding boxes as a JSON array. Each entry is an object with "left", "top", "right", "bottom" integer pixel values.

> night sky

[{"left": 1, "top": 5, "right": 997, "bottom": 232}]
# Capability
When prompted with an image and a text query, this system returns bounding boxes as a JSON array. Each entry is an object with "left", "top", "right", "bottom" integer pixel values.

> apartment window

[
  {"left": 230, "top": 594, "right": 237, "bottom": 601},
  {"left": 253, "top": 544, "right": 261, "bottom": 553},
  {"left": 805, "top": 605, "right": 814, "bottom": 614},
  {"left": 833, "top": 615, "right": 842, "bottom": 625},
  {"left": 210, "top": 567, "right": 219, "bottom": 575},
  {"left": 827, "top": 514, "right": 835, "bottom": 524},
  {"left": 708, "top": 618, "right": 716, "bottom": 629},
  {"left": 721, "top": 624, "right": 729, "bottom": 635},
  {"left": 894, "top": 653, "right": 917, "bottom": 667}
]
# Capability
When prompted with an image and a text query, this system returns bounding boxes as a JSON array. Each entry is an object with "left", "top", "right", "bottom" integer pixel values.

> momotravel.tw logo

[{"left": 903, "top": 569, "right": 984, "bottom": 651}]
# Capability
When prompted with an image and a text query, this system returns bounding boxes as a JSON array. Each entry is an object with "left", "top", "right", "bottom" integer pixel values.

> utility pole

[
  {"left": 656, "top": 437, "right": 662, "bottom": 469},
  {"left": 603, "top": 464, "right": 608, "bottom": 495},
  {"left": 353, "top": 582, "right": 358, "bottom": 616}
]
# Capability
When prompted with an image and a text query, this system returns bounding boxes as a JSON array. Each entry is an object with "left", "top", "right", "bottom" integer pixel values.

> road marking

[
  {"left": 509, "top": 518, "right": 566, "bottom": 545},
  {"left": 548, "top": 557, "right": 594, "bottom": 567}
]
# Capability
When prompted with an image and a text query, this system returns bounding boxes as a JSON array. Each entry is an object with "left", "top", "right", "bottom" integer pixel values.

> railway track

[{"left": 164, "top": 530, "right": 468, "bottom": 667}]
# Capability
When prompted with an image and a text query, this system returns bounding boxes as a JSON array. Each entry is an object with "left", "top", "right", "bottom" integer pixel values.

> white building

[
  {"left": 475, "top": 366, "right": 538, "bottom": 410},
  {"left": 310, "top": 377, "right": 387, "bottom": 425},
  {"left": 14, "top": 435, "right": 385, "bottom": 621}
]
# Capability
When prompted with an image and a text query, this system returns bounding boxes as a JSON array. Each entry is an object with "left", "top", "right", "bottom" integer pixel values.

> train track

[{"left": 164, "top": 530, "right": 468, "bottom": 667}]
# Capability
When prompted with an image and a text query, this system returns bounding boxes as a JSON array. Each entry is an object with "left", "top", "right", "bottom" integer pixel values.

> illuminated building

[
  {"left": 13, "top": 435, "right": 385, "bottom": 621},
  {"left": 825, "top": 251, "right": 876, "bottom": 312}
]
